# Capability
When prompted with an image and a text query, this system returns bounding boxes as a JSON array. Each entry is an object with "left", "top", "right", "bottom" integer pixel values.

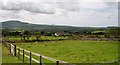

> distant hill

[{"left": 0, "top": 20, "right": 107, "bottom": 33}]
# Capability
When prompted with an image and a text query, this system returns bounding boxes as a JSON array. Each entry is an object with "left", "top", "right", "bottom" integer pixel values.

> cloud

[
  {"left": 0, "top": 10, "right": 20, "bottom": 19},
  {"left": 0, "top": 0, "right": 118, "bottom": 14},
  {"left": 0, "top": 1, "right": 81, "bottom": 16},
  {"left": 1, "top": 0, "right": 119, "bottom": 2},
  {"left": 0, "top": 2, "right": 56, "bottom": 14},
  {"left": 0, "top": 0, "right": 118, "bottom": 27}
]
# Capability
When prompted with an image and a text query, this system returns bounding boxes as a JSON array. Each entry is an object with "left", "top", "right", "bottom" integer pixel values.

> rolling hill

[{"left": 0, "top": 20, "right": 106, "bottom": 33}]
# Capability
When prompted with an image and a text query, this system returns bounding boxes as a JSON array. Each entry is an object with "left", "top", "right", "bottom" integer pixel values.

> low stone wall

[{"left": 69, "top": 37, "right": 119, "bottom": 41}]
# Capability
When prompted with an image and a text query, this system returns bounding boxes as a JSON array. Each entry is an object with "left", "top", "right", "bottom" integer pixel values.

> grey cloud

[
  {"left": 23, "top": 2, "right": 56, "bottom": 14},
  {"left": 0, "top": 2, "right": 56, "bottom": 14},
  {"left": 0, "top": 1, "right": 118, "bottom": 18},
  {"left": 1, "top": 2, "right": 23, "bottom": 10},
  {"left": 0, "top": 0, "right": 118, "bottom": 27},
  {"left": 0, "top": 10, "right": 20, "bottom": 19},
  {"left": 105, "top": 2, "right": 118, "bottom": 9},
  {"left": 105, "top": 2, "right": 116, "bottom": 5},
  {"left": 0, "top": 1, "right": 82, "bottom": 15},
  {"left": 56, "top": 2, "right": 80, "bottom": 12}
]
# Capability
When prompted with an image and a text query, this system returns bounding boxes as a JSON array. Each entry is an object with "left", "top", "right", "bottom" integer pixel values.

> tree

[
  {"left": 106, "top": 27, "right": 120, "bottom": 38},
  {"left": 34, "top": 32, "right": 41, "bottom": 41},
  {"left": 40, "top": 31, "right": 45, "bottom": 35},
  {"left": 22, "top": 30, "right": 30, "bottom": 41},
  {"left": 2, "top": 29, "right": 10, "bottom": 37}
]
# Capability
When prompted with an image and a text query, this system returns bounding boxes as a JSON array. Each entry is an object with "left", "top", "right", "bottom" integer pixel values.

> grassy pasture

[
  {"left": 16, "top": 40, "right": 118, "bottom": 63},
  {"left": 2, "top": 44, "right": 22, "bottom": 63}
]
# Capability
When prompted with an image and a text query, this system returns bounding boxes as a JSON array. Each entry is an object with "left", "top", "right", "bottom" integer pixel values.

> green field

[
  {"left": 2, "top": 44, "right": 22, "bottom": 63},
  {"left": 15, "top": 40, "right": 118, "bottom": 63}
]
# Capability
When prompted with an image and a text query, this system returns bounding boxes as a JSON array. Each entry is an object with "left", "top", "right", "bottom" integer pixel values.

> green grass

[
  {"left": 16, "top": 40, "right": 118, "bottom": 63},
  {"left": 2, "top": 44, "right": 56, "bottom": 64},
  {"left": 2, "top": 44, "right": 23, "bottom": 63}
]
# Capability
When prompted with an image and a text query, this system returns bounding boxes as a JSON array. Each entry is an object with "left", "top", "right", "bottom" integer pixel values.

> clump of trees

[
  {"left": 105, "top": 27, "right": 120, "bottom": 38},
  {"left": 21, "top": 30, "right": 31, "bottom": 41}
]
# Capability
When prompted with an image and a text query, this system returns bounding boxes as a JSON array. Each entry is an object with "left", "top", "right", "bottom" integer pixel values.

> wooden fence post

[
  {"left": 40, "top": 56, "right": 42, "bottom": 65},
  {"left": 18, "top": 48, "right": 20, "bottom": 60},
  {"left": 30, "top": 52, "right": 32, "bottom": 65},
  {"left": 23, "top": 50, "right": 24, "bottom": 62},
  {"left": 10, "top": 44, "right": 11, "bottom": 54},
  {"left": 14, "top": 45, "right": 16, "bottom": 56},
  {"left": 56, "top": 61, "right": 59, "bottom": 65}
]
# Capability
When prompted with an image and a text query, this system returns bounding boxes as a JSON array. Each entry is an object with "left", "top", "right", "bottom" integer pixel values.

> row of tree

[{"left": 2, "top": 27, "right": 120, "bottom": 41}]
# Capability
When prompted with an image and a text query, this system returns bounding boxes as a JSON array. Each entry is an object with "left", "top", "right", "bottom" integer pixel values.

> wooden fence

[
  {"left": 2, "top": 41, "right": 119, "bottom": 64},
  {"left": 9, "top": 43, "right": 74, "bottom": 65}
]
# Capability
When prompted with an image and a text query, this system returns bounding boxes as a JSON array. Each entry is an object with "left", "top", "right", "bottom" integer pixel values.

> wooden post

[
  {"left": 56, "top": 61, "right": 59, "bottom": 65},
  {"left": 10, "top": 44, "right": 11, "bottom": 54},
  {"left": 14, "top": 45, "right": 16, "bottom": 56},
  {"left": 18, "top": 48, "right": 20, "bottom": 60},
  {"left": 23, "top": 50, "right": 24, "bottom": 62},
  {"left": 30, "top": 52, "right": 32, "bottom": 65},
  {"left": 40, "top": 56, "right": 42, "bottom": 65}
]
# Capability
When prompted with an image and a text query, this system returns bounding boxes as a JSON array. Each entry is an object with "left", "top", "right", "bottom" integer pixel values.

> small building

[
  {"left": 54, "top": 33, "right": 59, "bottom": 36},
  {"left": 54, "top": 32, "right": 70, "bottom": 36}
]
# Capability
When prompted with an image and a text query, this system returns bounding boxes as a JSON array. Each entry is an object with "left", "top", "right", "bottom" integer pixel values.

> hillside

[{"left": 1, "top": 20, "right": 106, "bottom": 33}]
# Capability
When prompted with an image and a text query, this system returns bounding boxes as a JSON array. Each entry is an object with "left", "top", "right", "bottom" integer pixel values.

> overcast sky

[{"left": 0, "top": 0, "right": 119, "bottom": 27}]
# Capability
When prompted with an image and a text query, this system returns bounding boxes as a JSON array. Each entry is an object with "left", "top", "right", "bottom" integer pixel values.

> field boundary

[
  {"left": 9, "top": 43, "right": 74, "bottom": 65},
  {"left": 3, "top": 41, "right": 119, "bottom": 64},
  {"left": 17, "top": 46, "right": 68, "bottom": 63}
]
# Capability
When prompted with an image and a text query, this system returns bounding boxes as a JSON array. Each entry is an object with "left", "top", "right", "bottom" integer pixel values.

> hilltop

[{"left": 1, "top": 20, "right": 106, "bottom": 33}]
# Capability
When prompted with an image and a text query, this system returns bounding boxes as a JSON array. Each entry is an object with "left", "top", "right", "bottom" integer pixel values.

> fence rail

[
  {"left": 9, "top": 43, "right": 73, "bottom": 65},
  {"left": 3, "top": 42, "right": 118, "bottom": 65}
]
